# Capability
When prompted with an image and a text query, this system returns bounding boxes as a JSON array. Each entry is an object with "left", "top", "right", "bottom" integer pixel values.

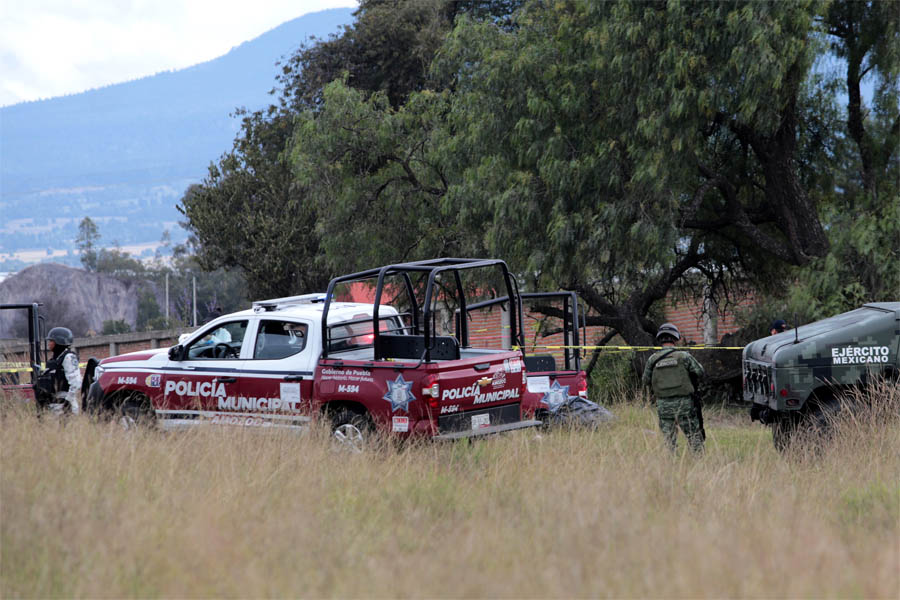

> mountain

[{"left": 0, "top": 8, "right": 354, "bottom": 265}]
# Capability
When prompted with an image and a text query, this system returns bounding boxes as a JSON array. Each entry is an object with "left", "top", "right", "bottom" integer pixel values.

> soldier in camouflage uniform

[{"left": 642, "top": 323, "right": 705, "bottom": 453}]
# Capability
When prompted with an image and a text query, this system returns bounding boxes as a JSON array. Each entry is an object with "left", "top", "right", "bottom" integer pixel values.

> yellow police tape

[
  {"left": 1, "top": 344, "right": 744, "bottom": 374},
  {"left": 513, "top": 344, "right": 744, "bottom": 351},
  {"left": 469, "top": 328, "right": 744, "bottom": 351},
  {"left": 0, "top": 362, "right": 91, "bottom": 374}
]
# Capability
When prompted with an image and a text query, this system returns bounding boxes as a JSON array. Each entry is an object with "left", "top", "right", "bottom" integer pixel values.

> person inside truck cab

[
  {"left": 254, "top": 321, "right": 308, "bottom": 360},
  {"left": 188, "top": 322, "right": 245, "bottom": 359}
]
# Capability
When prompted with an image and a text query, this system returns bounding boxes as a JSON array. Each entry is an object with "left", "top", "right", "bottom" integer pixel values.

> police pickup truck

[
  {"left": 744, "top": 302, "right": 899, "bottom": 449},
  {"left": 87, "top": 259, "right": 540, "bottom": 447}
]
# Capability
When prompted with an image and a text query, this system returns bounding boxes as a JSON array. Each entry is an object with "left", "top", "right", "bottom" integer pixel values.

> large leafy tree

[
  {"left": 469, "top": 0, "right": 841, "bottom": 343},
  {"left": 304, "top": 0, "right": 833, "bottom": 344},
  {"left": 823, "top": 0, "right": 899, "bottom": 203},
  {"left": 187, "top": 0, "right": 895, "bottom": 342},
  {"left": 784, "top": 0, "right": 899, "bottom": 319},
  {"left": 290, "top": 82, "right": 474, "bottom": 267}
]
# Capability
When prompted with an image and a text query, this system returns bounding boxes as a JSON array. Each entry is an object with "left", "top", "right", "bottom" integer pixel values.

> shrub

[{"left": 101, "top": 319, "right": 131, "bottom": 335}]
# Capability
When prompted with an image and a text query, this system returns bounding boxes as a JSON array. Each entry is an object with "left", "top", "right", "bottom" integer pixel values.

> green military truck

[{"left": 744, "top": 302, "right": 899, "bottom": 448}]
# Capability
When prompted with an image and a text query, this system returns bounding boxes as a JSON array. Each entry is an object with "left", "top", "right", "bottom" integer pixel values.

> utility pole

[
  {"left": 165, "top": 273, "right": 169, "bottom": 322},
  {"left": 192, "top": 275, "right": 197, "bottom": 327}
]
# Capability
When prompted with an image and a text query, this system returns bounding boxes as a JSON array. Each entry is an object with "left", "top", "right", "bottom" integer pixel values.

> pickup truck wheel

[
  {"left": 119, "top": 395, "right": 155, "bottom": 430},
  {"left": 331, "top": 409, "right": 372, "bottom": 452}
]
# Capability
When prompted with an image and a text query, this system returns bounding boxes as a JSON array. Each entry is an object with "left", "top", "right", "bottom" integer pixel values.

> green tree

[
  {"left": 290, "top": 82, "right": 468, "bottom": 269},
  {"left": 278, "top": 0, "right": 521, "bottom": 111},
  {"left": 178, "top": 113, "right": 331, "bottom": 299},
  {"left": 823, "top": 0, "right": 899, "bottom": 204},
  {"left": 301, "top": 0, "right": 835, "bottom": 344},
  {"left": 95, "top": 245, "right": 146, "bottom": 280},
  {"left": 136, "top": 288, "right": 162, "bottom": 331},
  {"left": 785, "top": 0, "right": 900, "bottom": 320},
  {"left": 75, "top": 216, "right": 100, "bottom": 271},
  {"left": 101, "top": 319, "right": 131, "bottom": 335}
]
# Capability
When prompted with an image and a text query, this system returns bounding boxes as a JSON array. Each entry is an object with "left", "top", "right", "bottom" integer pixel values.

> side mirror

[{"left": 168, "top": 345, "right": 184, "bottom": 361}]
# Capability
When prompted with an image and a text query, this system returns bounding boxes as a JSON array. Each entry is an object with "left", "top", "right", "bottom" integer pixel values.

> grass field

[{"left": 1, "top": 388, "right": 898, "bottom": 598}]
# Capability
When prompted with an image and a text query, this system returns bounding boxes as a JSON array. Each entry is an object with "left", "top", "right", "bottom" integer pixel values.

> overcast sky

[{"left": 0, "top": 0, "right": 358, "bottom": 108}]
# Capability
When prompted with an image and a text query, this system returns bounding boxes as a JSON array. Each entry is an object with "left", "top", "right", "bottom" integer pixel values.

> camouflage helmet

[
  {"left": 656, "top": 322, "right": 680, "bottom": 342},
  {"left": 47, "top": 326, "right": 74, "bottom": 346}
]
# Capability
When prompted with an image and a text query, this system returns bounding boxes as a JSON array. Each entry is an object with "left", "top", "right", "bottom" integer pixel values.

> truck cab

[{"left": 744, "top": 302, "right": 900, "bottom": 448}]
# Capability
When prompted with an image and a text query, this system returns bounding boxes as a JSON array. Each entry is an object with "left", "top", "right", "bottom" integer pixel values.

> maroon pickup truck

[{"left": 86, "top": 259, "right": 541, "bottom": 448}]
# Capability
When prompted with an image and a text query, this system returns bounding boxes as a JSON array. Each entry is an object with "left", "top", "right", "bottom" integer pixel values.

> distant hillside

[
  {"left": 0, "top": 8, "right": 354, "bottom": 262},
  {"left": 0, "top": 263, "right": 148, "bottom": 337}
]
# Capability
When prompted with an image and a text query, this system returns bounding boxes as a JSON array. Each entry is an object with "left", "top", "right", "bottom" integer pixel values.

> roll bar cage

[
  {"left": 321, "top": 258, "right": 525, "bottom": 363},
  {"left": 457, "top": 291, "right": 584, "bottom": 371},
  {"left": 1, "top": 303, "right": 45, "bottom": 385}
]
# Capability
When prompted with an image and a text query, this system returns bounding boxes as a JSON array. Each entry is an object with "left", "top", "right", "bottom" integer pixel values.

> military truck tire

[
  {"left": 331, "top": 408, "right": 373, "bottom": 452},
  {"left": 803, "top": 393, "right": 841, "bottom": 437},
  {"left": 772, "top": 412, "right": 800, "bottom": 452}
]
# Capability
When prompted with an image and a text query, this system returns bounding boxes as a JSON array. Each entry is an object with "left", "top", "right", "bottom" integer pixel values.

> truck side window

[
  {"left": 186, "top": 321, "right": 248, "bottom": 360},
  {"left": 254, "top": 320, "right": 308, "bottom": 360}
]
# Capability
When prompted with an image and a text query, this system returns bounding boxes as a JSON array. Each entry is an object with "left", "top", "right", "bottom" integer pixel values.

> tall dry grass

[{"left": 1, "top": 385, "right": 897, "bottom": 599}]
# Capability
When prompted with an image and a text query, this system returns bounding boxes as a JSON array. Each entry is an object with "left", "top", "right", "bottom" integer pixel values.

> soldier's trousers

[{"left": 657, "top": 395, "right": 703, "bottom": 453}]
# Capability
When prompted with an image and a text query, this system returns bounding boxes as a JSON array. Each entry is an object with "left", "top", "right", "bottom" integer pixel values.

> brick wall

[
  {"left": 1, "top": 293, "right": 754, "bottom": 366},
  {"left": 1, "top": 328, "right": 194, "bottom": 363},
  {"left": 661, "top": 294, "right": 755, "bottom": 344}
]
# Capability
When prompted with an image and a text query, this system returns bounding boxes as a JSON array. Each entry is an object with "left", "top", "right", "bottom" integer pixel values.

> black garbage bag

[{"left": 543, "top": 395, "right": 616, "bottom": 428}]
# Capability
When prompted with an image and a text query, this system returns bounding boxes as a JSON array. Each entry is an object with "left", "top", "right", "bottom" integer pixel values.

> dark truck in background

[{"left": 744, "top": 302, "right": 899, "bottom": 448}]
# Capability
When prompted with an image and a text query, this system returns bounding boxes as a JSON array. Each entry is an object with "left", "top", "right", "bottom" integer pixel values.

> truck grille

[
  {"left": 743, "top": 360, "right": 774, "bottom": 398},
  {"left": 438, "top": 403, "right": 522, "bottom": 434}
]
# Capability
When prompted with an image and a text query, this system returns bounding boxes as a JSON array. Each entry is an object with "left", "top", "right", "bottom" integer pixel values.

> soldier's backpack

[{"left": 650, "top": 349, "right": 695, "bottom": 398}]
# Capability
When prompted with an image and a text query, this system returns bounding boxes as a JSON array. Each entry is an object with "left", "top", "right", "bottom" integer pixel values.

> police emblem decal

[
  {"left": 383, "top": 374, "right": 414, "bottom": 412},
  {"left": 541, "top": 380, "right": 569, "bottom": 412}
]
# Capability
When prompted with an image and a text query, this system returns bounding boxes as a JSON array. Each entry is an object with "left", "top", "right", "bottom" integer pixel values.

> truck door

[
  {"left": 160, "top": 320, "right": 247, "bottom": 423},
  {"left": 239, "top": 318, "right": 316, "bottom": 429}
]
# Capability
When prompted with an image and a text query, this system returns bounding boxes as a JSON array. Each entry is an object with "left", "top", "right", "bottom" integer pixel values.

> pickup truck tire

[
  {"left": 331, "top": 408, "right": 373, "bottom": 452},
  {"left": 119, "top": 394, "right": 155, "bottom": 430}
]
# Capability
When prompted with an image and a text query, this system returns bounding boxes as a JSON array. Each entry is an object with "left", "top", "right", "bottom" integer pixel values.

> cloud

[{"left": 0, "top": 0, "right": 357, "bottom": 107}]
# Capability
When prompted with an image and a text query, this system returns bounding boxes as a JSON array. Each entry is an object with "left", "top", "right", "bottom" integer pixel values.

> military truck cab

[{"left": 743, "top": 302, "right": 900, "bottom": 448}]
